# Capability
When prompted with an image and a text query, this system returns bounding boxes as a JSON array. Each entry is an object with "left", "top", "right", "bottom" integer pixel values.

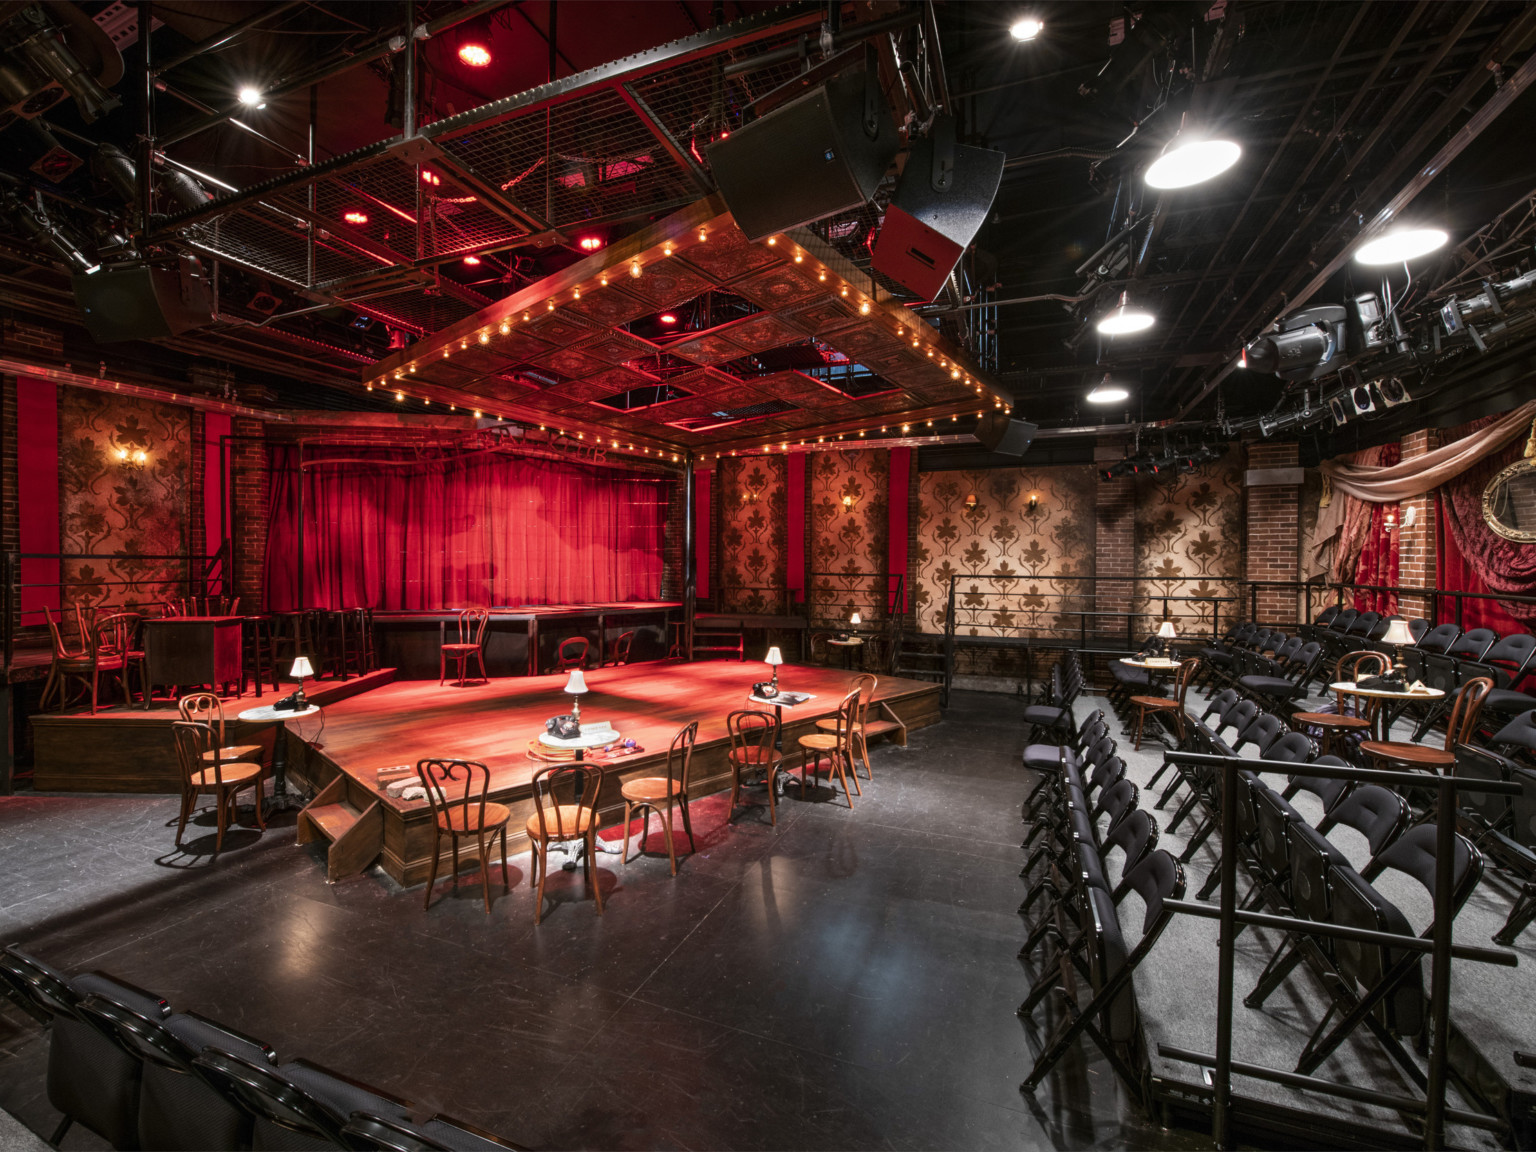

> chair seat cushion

[
  {"left": 439, "top": 803, "right": 511, "bottom": 833},
  {"left": 798, "top": 733, "right": 841, "bottom": 750},
  {"left": 622, "top": 776, "right": 682, "bottom": 803},
  {"left": 1200, "top": 648, "right": 1234, "bottom": 666},
  {"left": 277, "top": 1061, "right": 409, "bottom": 1129},
  {"left": 191, "top": 761, "right": 262, "bottom": 788},
  {"left": 1021, "top": 704, "right": 1069, "bottom": 726},
  {"left": 1023, "top": 743, "right": 1073, "bottom": 770},
  {"left": 526, "top": 807, "right": 591, "bottom": 840},
  {"left": 202, "top": 743, "right": 262, "bottom": 764},
  {"left": 1239, "top": 675, "right": 1304, "bottom": 698},
  {"left": 441, "top": 643, "right": 481, "bottom": 654},
  {"left": 1111, "top": 663, "right": 1151, "bottom": 685},
  {"left": 1484, "top": 688, "right": 1536, "bottom": 715}
]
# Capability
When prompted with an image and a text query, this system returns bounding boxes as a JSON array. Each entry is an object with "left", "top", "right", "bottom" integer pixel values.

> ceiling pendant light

[
  {"left": 1353, "top": 227, "right": 1449, "bottom": 266},
  {"left": 1145, "top": 136, "right": 1241, "bottom": 190},
  {"left": 1009, "top": 16, "right": 1043, "bottom": 41},
  {"left": 1096, "top": 291, "right": 1155, "bottom": 335},
  {"left": 1086, "top": 375, "right": 1130, "bottom": 404}
]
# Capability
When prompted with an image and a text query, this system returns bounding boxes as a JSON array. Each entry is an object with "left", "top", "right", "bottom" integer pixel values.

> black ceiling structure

[{"left": 0, "top": 0, "right": 1533, "bottom": 450}]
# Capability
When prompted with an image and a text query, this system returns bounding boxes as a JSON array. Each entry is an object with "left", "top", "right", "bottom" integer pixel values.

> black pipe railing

[{"left": 1159, "top": 750, "right": 1521, "bottom": 1150}]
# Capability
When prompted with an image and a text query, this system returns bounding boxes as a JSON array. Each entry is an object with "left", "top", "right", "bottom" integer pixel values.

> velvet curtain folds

[
  {"left": 1438, "top": 428, "right": 1536, "bottom": 627},
  {"left": 265, "top": 447, "right": 674, "bottom": 611}
]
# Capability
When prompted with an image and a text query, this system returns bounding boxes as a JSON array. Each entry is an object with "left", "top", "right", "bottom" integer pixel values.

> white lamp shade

[
  {"left": 289, "top": 657, "right": 314, "bottom": 679},
  {"left": 765, "top": 647, "right": 783, "bottom": 666},
  {"left": 1157, "top": 621, "right": 1178, "bottom": 639},
  {"left": 1381, "top": 618, "right": 1417, "bottom": 646},
  {"left": 850, "top": 612, "right": 861, "bottom": 626},
  {"left": 564, "top": 669, "right": 588, "bottom": 695}
]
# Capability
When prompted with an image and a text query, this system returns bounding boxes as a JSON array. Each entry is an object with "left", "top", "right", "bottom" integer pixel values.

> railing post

[
  {"left": 2, "top": 551, "right": 13, "bottom": 674},
  {"left": 1424, "top": 780, "right": 1458, "bottom": 1150},
  {"left": 1213, "top": 759, "right": 1239, "bottom": 1150}
]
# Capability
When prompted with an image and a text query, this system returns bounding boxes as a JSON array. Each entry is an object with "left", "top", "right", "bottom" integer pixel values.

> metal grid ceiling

[{"left": 183, "top": 206, "right": 382, "bottom": 287}]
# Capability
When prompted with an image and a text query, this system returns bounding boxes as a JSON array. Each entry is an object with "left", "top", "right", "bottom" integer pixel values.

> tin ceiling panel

[
  {"left": 463, "top": 375, "right": 541, "bottom": 405},
  {"left": 782, "top": 296, "right": 862, "bottom": 332},
  {"left": 519, "top": 310, "right": 599, "bottom": 346},
  {"left": 622, "top": 260, "right": 713, "bottom": 309},
  {"left": 730, "top": 265, "right": 824, "bottom": 311},
  {"left": 676, "top": 223, "right": 783, "bottom": 283},
  {"left": 579, "top": 330, "right": 664, "bottom": 366},
  {"left": 564, "top": 283, "right": 655, "bottom": 327},
  {"left": 664, "top": 329, "right": 748, "bottom": 366},
  {"left": 582, "top": 364, "right": 661, "bottom": 392},
  {"left": 410, "top": 359, "right": 484, "bottom": 388},
  {"left": 715, "top": 311, "right": 810, "bottom": 354},
  {"left": 531, "top": 346, "right": 613, "bottom": 380}
]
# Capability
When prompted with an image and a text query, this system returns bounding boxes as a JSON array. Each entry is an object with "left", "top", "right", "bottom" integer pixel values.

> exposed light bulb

[
  {"left": 1096, "top": 291, "right": 1155, "bottom": 335},
  {"left": 1009, "top": 17, "right": 1043, "bottom": 41},
  {"left": 1354, "top": 227, "right": 1449, "bottom": 266},
  {"left": 1145, "top": 138, "right": 1241, "bottom": 189}
]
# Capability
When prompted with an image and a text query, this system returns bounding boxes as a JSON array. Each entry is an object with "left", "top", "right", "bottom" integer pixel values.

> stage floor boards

[{"left": 0, "top": 692, "right": 1182, "bottom": 1152}]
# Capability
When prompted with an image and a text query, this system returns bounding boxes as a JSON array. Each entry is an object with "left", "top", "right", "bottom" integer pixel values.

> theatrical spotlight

[
  {"left": 0, "top": 5, "right": 122, "bottom": 124},
  {"left": 1242, "top": 305, "right": 1347, "bottom": 382}
]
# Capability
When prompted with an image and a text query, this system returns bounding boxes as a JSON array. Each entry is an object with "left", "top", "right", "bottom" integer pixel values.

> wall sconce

[
  {"left": 1383, "top": 505, "right": 1416, "bottom": 532},
  {"left": 964, "top": 493, "right": 978, "bottom": 510},
  {"left": 112, "top": 446, "right": 149, "bottom": 469},
  {"left": 841, "top": 493, "right": 857, "bottom": 512},
  {"left": 1026, "top": 492, "right": 1040, "bottom": 513},
  {"left": 741, "top": 490, "right": 758, "bottom": 503}
]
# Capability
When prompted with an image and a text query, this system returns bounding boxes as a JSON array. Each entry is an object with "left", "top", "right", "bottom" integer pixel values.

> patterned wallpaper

[
  {"left": 915, "top": 467, "right": 1096, "bottom": 640},
  {"left": 715, "top": 454, "right": 788, "bottom": 614},
  {"left": 58, "top": 387, "right": 191, "bottom": 618},
  {"left": 1131, "top": 446, "right": 1245, "bottom": 635},
  {"left": 808, "top": 448, "right": 890, "bottom": 626}
]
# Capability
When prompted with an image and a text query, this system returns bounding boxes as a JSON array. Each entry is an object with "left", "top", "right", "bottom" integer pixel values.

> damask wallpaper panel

[
  {"left": 808, "top": 448, "right": 890, "bottom": 626},
  {"left": 915, "top": 467, "right": 1096, "bottom": 639},
  {"left": 58, "top": 387, "right": 191, "bottom": 617},
  {"left": 715, "top": 454, "right": 788, "bottom": 614},
  {"left": 1132, "top": 446, "right": 1244, "bottom": 636}
]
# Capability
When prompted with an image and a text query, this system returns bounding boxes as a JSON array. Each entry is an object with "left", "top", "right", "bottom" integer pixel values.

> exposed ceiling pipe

[{"left": 151, "top": 1, "right": 305, "bottom": 77}]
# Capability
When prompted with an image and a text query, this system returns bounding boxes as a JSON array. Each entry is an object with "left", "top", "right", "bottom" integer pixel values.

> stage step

[
  {"left": 692, "top": 627, "right": 745, "bottom": 661},
  {"left": 296, "top": 775, "right": 382, "bottom": 882}
]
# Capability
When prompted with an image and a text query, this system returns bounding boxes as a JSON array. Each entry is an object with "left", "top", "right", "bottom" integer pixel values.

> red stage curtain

[
  {"left": 265, "top": 447, "right": 675, "bottom": 610},
  {"left": 1437, "top": 423, "right": 1536, "bottom": 628}
]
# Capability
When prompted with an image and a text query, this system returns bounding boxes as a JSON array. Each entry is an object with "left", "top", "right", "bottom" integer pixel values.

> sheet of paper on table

[{"left": 539, "top": 723, "right": 619, "bottom": 748}]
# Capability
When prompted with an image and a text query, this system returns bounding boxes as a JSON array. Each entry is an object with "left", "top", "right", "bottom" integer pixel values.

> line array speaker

[
  {"left": 975, "top": 411, "right": 1037, "bottom": 457},
  {"left": 73, "top": 255, "right": 212, "bottom": 343}
]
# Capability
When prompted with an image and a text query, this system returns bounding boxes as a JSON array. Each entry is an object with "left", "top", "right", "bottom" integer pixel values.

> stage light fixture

[
  {"left": 1145, "top": 138, "right": 1241, "bottom": 189},
  {"left": 463, "top": 255, "right": 481, "bottom": 265},
  {"left": 237, "top": 86, "right": 265, "bottom": 108},
  {"left": 1086, "top": 376, "right": 1129, "bottom": 404},
  {"left": 577, "top": 235, "right": 603, "bottom": 252},
  {"left": 458, "top": 43, "right": 491, "bottom": 67},
  {"left": 343, "top": 210, "right": 368, "bottom": 225},
  {"left": 1010, "top": 16, "right": 1043, "bottom": 40},
  {"left": 1354, "top": 227, "right": 1447, "bottom": 266},
  {"left": 1095, "top": 291, "right": 1154, "bottom": 335},
  {"left": 658, "top": 313, "right": 677, "bottom": 325}
]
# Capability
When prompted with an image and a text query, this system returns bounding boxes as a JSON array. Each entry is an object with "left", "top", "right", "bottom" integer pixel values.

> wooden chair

[
  {"left": 1293, "top": 650, "right": 1386, "bottom": 756},
  {"left": 95, "top": 612, "right": 146, "bottom": 704},
  {"left": 556, "top": 636, "right": 589, "bottom": 672},
  {"left": 1361, "top": 676, "right": 1493, "bottom": 775},
  {"left": 528, "top": 763, "right": 603, "bottom": 924},
  {"left": 727, "top": 709, "right": 783, "bottom": 825},
  {"left": 39, "top": 607, "right": 125, "bottom": 715},
  {"left": 171, "top": 722, "right": 265, "bottom": 853},
  {"left": 240, "top": 615, "right": 279, "bottom": 697},
  {"left": 601, "top": 630, "right": 636, "bottom": 667},
  {"left": 1129, "top": 657, "right": 1201, "bottom": 751},
  {"left": 621, "top": 721, "right": 699, "bottom": 874},
  {"left": 796, "top": 688, "right": 861, "bottom": 806},
  {"left": 178, "top": 692, "right": 264, "bottom": 768},
  {"left": 416, "top": 758, "right": 511, "bottom": 914},
  {"left": 439, "top": 608, "right": 490, "bottom": 686},
  {"left": 815, "top": 673, "right": 905, "bottom": 780}
]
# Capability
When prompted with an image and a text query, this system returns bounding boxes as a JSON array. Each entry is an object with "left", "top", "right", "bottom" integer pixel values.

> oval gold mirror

[{"left": 1482, "top": 458, "right": 1536, "bottom": 544}]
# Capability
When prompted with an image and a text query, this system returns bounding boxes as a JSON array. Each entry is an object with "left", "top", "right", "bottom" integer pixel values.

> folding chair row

[
  {"left": 1453, "top": 742, "right": 1536, "bottom": 946},
  {"left": 0, "top": 946, "right": 521, "bottom": 1152},
  {"left": 1022, "top": 654, "right": 1086, "bottom": 742}
]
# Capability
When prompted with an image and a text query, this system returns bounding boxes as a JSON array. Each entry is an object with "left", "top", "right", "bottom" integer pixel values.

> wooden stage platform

[{"left": 288, "top": 661, "right": 943, "bottom": 886}]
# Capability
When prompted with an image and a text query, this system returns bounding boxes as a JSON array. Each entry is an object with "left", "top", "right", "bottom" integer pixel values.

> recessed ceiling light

[
  {"left": 1354, "top": 227, "right": 1449, "bottom": 266},
  {"left": 237, "top": 86, "right": 264, "bottom": 107},
  {"left": 462, "top": 255, "right": 481, "bottom": 266},
  {"left": 577, "top": 235, "right": 603, "bottom": 252},
  {"left": 342, "top": 210, "right": 368, "bottom": 225},
  {"left": 1096, "top": 292, "right": 1155, "bottom": 335},
  {"left": 1010, "top": 17, "right": 1043, "bottom": 41},
  {"left": 1145, "top": 139, "right": 1241, "bottom": 189},
  {"left": 658, "top": 313, "right": 677, "bottom": 325},
  {"left": 1087, "top": 377, "right": 1130, "bottom": 404},
  {"left": 458, "top": 43, "right": 491, "bottom": 67}
]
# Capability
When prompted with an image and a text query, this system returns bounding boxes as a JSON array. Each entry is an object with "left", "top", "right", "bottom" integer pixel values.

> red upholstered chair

[{"left": 440, "top": 608, "right": 490, "bottom": 686}]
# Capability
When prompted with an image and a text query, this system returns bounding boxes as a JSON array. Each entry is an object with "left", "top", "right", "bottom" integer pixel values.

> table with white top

[
  {"left": 1327, "top": 681, "right": 1445, "bottom": 742},
  {"left": 238, "top": 702, "right": 322, "bottom": 810}
]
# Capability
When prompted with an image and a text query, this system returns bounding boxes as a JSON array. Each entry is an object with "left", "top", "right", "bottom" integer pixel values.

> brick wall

[
  {"left": 1094, "top": 470, "right": 1135, "bottom": 644},
  {"left": 1397, "top": 429, "right": 1438, "bottom": 621},
  {"left": 1, "top": 376, "right": 16, "bottom": 564},
  {"left": 189, "top": 411, "right": 205, "bottom": 594},
  {"left": 230, "top": 417, "right": 267, "bottom": 612},
  {"left": 2, "top": 319, "right": 62, "bottom": 360},
  {"left": 1245, "top": 441, "right": 1301, "bottom": 625}
]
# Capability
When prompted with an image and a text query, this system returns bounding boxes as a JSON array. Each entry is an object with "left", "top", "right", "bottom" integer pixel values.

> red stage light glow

[
  {"left": 421, "top": 169, "right": 441, "bottom": 186},
  {"left": 343, "top": 210, "right": 368, "bottom": 225},
  {"left": 458, "top": 43, "right": 491, "bottom": 67},
  {"left": 658, "top": 313, "right": 677, "bottom": 325},
  {"left": 577, "top": 235, "right": 604, "bottom": 252},
  {"left": 463, "top": 255, "right": 481, "bottom": 266}
]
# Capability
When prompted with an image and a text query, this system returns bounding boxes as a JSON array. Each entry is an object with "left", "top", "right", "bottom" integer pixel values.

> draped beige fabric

[{"left": 1317, "top": 399, "right": 1536, "bottom": 502}]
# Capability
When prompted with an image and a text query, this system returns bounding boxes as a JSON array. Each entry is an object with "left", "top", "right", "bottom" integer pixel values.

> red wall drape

[
  {"left": 265, "top": 447, "right": 675, "bottom": 610},
  {"left": 1437, "top": 424, "right": 1536, "bottom": 628}
]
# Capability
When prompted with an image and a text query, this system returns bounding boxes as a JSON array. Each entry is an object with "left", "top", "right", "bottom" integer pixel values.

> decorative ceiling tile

[
  {"left": 623, "top": 260, "right": 713, "bottom": 308},
  {"left": 753, "top": 369, "right": 828, "bottom": 397},
  {"left": 731, "top": 265, "right": 824, "bottom": 311},
  {"left": 782, "top": 296, "right": 862, "bottom": 334},
  {"left": 544, "top": 378, "right": 616, "bottom": 402},
  {"left": 409, "top": 360, "right": 483, "bottom": 388},
  {"left": 563, "top": 283, "right": 653, "bottom": 327},
  {"left": 676, "top": 225, "right": 781, "bottom": 283},
  {"left": 716, "top": 311, "right": 811, "bottom": 353},
  {"left": 667, "top": 367, "right": 747, "bottom": 397},
  {"left": 579, "top": 330, "right": 663, "bottom": 365},
  {"left": 463, "top": 375, "right": 541, "bottom": 405},
  {"left": 515, "top": 390, "right": 586, "bottom": 414},
  {"left": 519, "top": 310, "right": 598, "bottom": 346},
  {"left": 581, "top": 364, "right": 661, "bottom": 392},
  {"left": 664, "top": 329, "right": 749, "bottom": 366},
  {"left": 530, "top": 346, "right": 612, "bottom": 379},
  {"left": 639, "top": 395, "right": 722, "bottom": 419},
  {"left": 821, "top": 319, "right": 905, "bottom": 361},
  {"left": 450, "top": 339, "right": 545, "bottom": 374},
  {"left": 792, "top": 384, "right": 855, "bottom": 409}
]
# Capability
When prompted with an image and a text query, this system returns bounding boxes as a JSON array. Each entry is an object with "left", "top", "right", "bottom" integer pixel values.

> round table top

[
  {"left": 238, "top": 703, "right": 322, "bottom": 722},
  {"left": 1293, "top": 711, "right": 1371, "bottom": 728},
  {"left": 1328, "top": 681, "right": 1445, "bottom": 701},
  {"left": 1122, "top": 657, "right": 1181, "bottom": 670},
  {"left": 538, "top": 726, "right": 619, "bottom": 750},
  {"left": 827, "top": 637, "right": 865, "bottom": 647}
]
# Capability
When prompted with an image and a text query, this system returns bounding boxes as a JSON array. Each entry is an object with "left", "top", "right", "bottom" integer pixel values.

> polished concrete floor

[{"left": 0, "top": 690, "right": 1200, "bottom": 1151}]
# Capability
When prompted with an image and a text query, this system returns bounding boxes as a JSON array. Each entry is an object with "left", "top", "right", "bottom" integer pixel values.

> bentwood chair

[
  {"left": 797, "top": 688, "right": 861, "bottom": 805},
  {"left": 171, "top": 721, "right": 265, "bottom": 853},
  {"left": 179, "top": 691, "right": 264, "bottom": 768},
  {"left": 1361, "top": 676, "right": 1492, "bottom": 775},
  {"left": 40, "top": 606, "right": 126, "bottom": 714},
  {"left": 1129, "top": 657, "right": 1200, "bottom": 751},
  {"left": 417, "top": 758, "right": 511, "bottom": 914},
  {"left": 1293, "top": 650, "right": 1387, "bottom": 756},
  {"left": 556, "top": 636, "right": 590, "bottom": 672},
  {"left": 601, "top": 630, "right": 636, "bottom": 667},
  {"left": 815, "top": 673, "right": 904, "bottom": 781},
  {"left": 440, "top": 607, "right": 490, "bottom": 686},
  {"left": 622, "top": 721, "right": 699, "bottom": 874},
  {"left": 727, "top": 709, "right": 784, "bottom": 825},
  {"left": 528, "top": 763, "right": 604, "bottom": 923}
]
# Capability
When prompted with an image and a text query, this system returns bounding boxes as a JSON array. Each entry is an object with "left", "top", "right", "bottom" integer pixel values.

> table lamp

[
  {"left": 289, "top": 657, "right": 313, "bottom": 709},
  {"left": 765, "top": 646, "right": 783, "bottom": 696},
  {"left": 850, "top": 612, "right": 861, "bottom": 627},
  {"left": 1157, "top": 620, "right": 1177, "bottom": 659},
  {"left": 564, "top": 669, "right": 588, "bottom": 725},
  {"left": 1380, "top": 617, "right": 1416, "bottom": 678}
]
